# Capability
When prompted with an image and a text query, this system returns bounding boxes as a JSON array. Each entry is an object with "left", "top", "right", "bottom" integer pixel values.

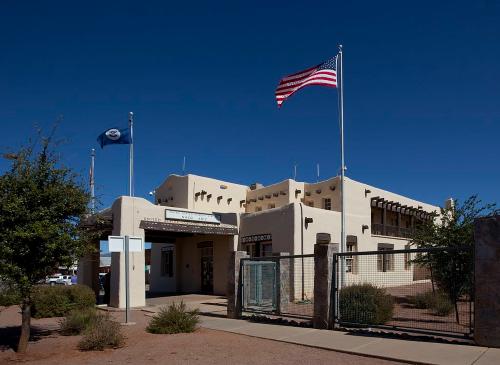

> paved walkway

[{"left": 141, "top": 295, "right": 499, "bottom": 365}]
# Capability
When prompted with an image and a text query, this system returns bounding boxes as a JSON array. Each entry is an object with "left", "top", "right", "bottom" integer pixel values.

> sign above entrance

[{"left": 165, "top": 209, "right": 221, "bottom": 224}]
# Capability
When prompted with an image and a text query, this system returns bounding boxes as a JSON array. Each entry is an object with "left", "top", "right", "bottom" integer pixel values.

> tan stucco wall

[{"left": 156, "top": 174, "right": 248, "bottom": 213}]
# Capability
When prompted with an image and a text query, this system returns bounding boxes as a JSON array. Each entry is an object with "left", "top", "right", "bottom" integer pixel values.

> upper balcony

[{"left": 370, "top": 197, "right": 433, "bottom": 239}]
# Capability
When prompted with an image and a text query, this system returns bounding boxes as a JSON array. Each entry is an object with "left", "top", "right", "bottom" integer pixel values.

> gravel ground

[{"left": 0, "top": 305, "right": 404, "bottom": 365}]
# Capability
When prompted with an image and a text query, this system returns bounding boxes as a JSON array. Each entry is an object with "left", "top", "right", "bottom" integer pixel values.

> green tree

[
  {"left": 410, "top": 196, "right": 498, "bottom": 323},
  {"left": 0, "top": 129, "right": 97, "bottom": 353}
]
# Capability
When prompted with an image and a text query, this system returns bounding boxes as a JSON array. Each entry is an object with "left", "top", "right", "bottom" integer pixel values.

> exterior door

[{"left": 200, "top": 247, "right": 213, "bottom": 293}]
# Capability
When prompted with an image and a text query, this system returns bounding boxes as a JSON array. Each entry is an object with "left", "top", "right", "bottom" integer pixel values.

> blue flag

[{"left": 97, "top": 127, "right": 132, "bottom": 148}]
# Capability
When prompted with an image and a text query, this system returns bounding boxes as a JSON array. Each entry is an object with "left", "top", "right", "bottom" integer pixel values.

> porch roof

[{"left": 139, "top": 219, "right": 238, "bottom": 235}]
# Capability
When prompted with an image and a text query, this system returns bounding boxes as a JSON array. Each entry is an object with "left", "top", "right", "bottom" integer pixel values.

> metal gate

[
  {"left": 242, "top": 260, "right": 277, "bottom": 312},
  {"left": 332, "top": 246, "right": 474, "bottom": 338},
  {"left": 240, "top": 255, "right": 315, "bottom": 319}
]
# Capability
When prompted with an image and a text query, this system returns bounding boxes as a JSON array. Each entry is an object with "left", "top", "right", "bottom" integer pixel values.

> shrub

[
  {"left": 432, "top": 294, "right": 454, "bottom": 316},
  {"left": 146, "top": 302, "right": 199, "bottom": 334},
  {"left": 339, "top": 284, "right": 394, "bottom": 325},
  {"left": 0, "top": 288, "right": 21, "bottom": 307},
  {"left": 60, "top": 308, "right": 99, "bottom": 335},
  {"left": 78, "top": 313, "right": 124, "bottom": 351},
  {"left": 412, "top": 291, "right": 435, "bottom": 309},
  {"left": 32, "top": 285, "right": 95, "bottom": 318},
  {"left": 411, "top": 291, "right": 454, "bottom": 316}
]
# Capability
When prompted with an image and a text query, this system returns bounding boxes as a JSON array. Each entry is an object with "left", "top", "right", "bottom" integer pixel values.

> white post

[
  {"left": 124, "top": 235, "right": 130, "bottom": 323},
  {"left": 338, "top": 45, "right": 346, "bottom": 288},
  {"left": 90, "top": 148, "right": 95, "bottom": 213},
  {"left": 129, "top": 112, "right": 134, "bottom": 197}
]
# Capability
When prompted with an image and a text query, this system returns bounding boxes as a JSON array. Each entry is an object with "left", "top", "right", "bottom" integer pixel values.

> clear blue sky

[{"left": 1, "top": 1, "right": 499, "bottom": 209}]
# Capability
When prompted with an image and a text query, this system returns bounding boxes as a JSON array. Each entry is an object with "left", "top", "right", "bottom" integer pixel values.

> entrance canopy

[{"left": 139, "top": 219, "right": 238, "bottom": 235}]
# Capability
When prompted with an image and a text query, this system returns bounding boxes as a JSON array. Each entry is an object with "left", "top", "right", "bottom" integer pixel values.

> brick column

[
  {"left": 273, "top": 252, "right": 290, "bottom": 314},
  {"left": 474, "top": 215, "right": 500, "bottom": 347},
  {"left": 227, "top": 251, "right": 249, "bottom": 319},
  {"left": 313, "top": 243, "right": 339, "bottom": 329}
]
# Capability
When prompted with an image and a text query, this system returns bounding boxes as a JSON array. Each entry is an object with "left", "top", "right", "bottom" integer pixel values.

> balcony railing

[{"left": 371, "top": 223, "right": 414, "bottom": 238}]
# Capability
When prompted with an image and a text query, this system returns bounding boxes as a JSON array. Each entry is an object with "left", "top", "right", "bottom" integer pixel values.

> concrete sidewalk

[
  {"left": 197, "top": 315, "right": 498, "bottom": 365},
  {"left": 141, "top": 296, "right": 499, "bottom": 365}
]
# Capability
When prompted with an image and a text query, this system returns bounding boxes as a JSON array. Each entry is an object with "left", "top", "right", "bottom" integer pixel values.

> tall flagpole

[
  {"left": 129, "top": 112, "right": 134, "bottom": 197},
  {"left": 338, "top": 44, "right": 346, "bottom": 289},
  {"left": 90, "top": 148, "right": 95, "bottom": 213}
]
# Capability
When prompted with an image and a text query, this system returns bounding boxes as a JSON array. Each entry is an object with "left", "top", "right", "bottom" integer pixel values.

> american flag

[{"left": 275, "top": 57, "right": 337, "bottom": 107}]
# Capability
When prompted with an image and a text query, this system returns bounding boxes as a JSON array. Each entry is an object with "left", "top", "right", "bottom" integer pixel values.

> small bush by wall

[
  {"left": 339, "top": 283, "right": 394, "bottom": 325},
  {"left": 147, "top": 302, "right": 199, "bottom": 334},
  {"left": 32, "top": 285, "right": 95, "bottom": 318},
  {"left": 78, "top": 313, "right": 124, "bottom": 351}
]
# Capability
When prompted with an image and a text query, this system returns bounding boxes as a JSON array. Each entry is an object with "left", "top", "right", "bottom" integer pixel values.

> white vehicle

[
  {"left": 45, "top": 274, "right": 62, "bottom": 286},
  {"left": 56, "top": 275, "right": 73, "bottom": 286}
]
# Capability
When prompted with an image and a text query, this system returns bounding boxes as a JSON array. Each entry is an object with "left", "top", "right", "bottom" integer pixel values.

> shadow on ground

[{"left": 0, "top": 325, "right": 54, "bottom": 352}]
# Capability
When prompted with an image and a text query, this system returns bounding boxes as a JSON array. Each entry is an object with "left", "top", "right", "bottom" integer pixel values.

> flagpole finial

[{"left": 338, "top": 44, "right": 343, "bottom": 52}]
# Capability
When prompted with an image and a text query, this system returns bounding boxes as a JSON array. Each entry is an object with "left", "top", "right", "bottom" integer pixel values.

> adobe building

[{"left": 78, "top": 173, "right": 440, "bottom": 308}]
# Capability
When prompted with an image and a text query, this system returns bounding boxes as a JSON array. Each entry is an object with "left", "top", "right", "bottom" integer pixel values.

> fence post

[
  {"left": 313, "top": 243, "right": 339, "bottom": 329},
  {"left": 273, "top": 252, "right": 290, "bottom": 314},
  {"left": 474, "top": 215, "right": 500, "bottom": 347},
  {"left": 227, "top": 250, "right": 249, "bottom": 319}
]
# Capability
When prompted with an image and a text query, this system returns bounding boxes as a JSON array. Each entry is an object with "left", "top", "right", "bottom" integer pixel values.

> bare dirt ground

[{"left": 0, "top": 305, "right": 403, "bottom": 365}]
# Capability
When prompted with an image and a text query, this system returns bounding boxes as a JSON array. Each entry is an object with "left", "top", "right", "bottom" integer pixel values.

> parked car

[
  {"left": 45, "top": 274, "right": 62, "bottom": 286},
  {"left": 56, "top": 275, "right": 73, "bottom": 286}
]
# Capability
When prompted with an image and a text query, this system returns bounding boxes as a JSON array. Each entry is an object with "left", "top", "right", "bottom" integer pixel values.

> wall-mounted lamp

[
  {"left": 364, "top": 189, "right": 372, "bottom": 197},
  {"left": 240, "top": 199, "right": 246, "bottom": 206},
  {"left": 201, "top": 190, "right": 207, "bottom": 195},
  {"left": 207, "top": 194, "right": 212, "bottom": 200},
  {"left": 227, "top": 198, "right": 232, "bottom": 204},
  {"left": 195, "top": 192, "right": 201, "bottom": 197},
  {"left": 305, "top": 217, "right": 313, "bottom": 228},
  {"left": 295, "top": 189, "right": 302, "bottom": 196},
  {"left": 362, "top": 224, "right": 369, "bottom": 233}
]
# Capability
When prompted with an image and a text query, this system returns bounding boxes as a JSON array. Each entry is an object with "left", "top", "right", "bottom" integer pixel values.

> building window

[
  {"left": 346, "top": 243, "right": 357, "bottom": 273},
  {"left": 261, "top": 242, "right": 273, "bottom": 257},
  {"left": 307, "top": 201, "right": 314, "bottom": 207},
  {"left": 244, "top": 241, "right": 272, "bottom": 257},
  {"left": 244, "top": 243, "right": 257, "bottom": 257},
  {"left": 255, "top": 206, "right": 262, "bottom": 212},
  {"left": 377, "top": 243, "right": 394, "bottom": 272},
  {"left": 323, "top": 198, "right": 332, "bottom": 210},
  {"left": 160, "top": 247, "right": 174, "bottom": 277},
  {"left": 268, "top": 203, "right": 275, "bottom": 209}
]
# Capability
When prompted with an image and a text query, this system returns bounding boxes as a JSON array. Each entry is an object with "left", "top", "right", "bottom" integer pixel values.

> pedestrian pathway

[
  {"left": 197, "top": 315, "right": 498, "bottom": 365},
  {"left": 141, "top": 295, "right": 499, "bottom": 365}
]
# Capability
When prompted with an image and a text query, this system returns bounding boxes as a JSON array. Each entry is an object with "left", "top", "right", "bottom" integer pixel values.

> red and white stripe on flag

[{"left": 275, "top": 56, "right": 337, "bottom": 107}]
